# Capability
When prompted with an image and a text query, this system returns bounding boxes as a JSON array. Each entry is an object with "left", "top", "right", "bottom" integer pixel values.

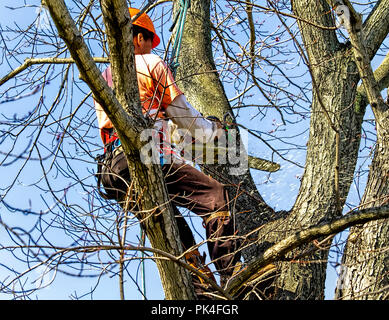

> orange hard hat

[{"left": 129, "top": 7, "right": 160, "bottom": 49}]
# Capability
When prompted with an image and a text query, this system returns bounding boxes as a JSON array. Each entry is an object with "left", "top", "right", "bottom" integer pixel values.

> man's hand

[
  {"left": 206, "top": 115, "right": 225, "bottom": 139},
  {"left": 206, "top": 115, "right": 223, "bottom": 128}
]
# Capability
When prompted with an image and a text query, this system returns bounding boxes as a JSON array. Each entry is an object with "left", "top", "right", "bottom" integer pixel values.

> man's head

[{"left": 129, "top": 8, "right": 160, "bottom": 54}]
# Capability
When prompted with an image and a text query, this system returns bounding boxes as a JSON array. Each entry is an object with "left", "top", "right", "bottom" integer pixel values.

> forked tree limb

[{"left": 225, "top": 204, "right": 389, "bottom": 296}]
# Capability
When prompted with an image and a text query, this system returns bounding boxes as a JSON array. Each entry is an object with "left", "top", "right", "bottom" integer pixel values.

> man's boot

[{"left": 185, "top": 249, "right": 216, "bottom": 299}]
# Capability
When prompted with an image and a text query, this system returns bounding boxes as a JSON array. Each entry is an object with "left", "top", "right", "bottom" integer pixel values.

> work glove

[{"left": 206, "top": 115, "right": 225, "bottom": 130}]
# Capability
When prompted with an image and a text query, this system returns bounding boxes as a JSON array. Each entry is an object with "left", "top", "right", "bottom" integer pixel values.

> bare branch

[{"left": 0, "top": 57, "right": 109, "bottom": 87}]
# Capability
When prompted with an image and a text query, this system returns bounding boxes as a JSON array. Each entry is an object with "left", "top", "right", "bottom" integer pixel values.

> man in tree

[{"left": 94, "top": 7, "right": 241, "bottom": 296}]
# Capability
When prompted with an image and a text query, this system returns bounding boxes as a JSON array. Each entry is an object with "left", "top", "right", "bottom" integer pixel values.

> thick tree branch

[
  {"left": 45, "top": 0, "right": 195, "bottom": 299},
  {"left": 324, "top": 0, "right": 389, "bottom": 60},
  {"left": 291, "top": 0, "right": 339, "bottom": 62},
  {"left": 355, "top": 52, "right": 389, "bottom": 113},
  {"left": 100, "top": 0, "right": 145, "bottom": 120},
  {"left": 43, "top": 0, "right": 141, "bottom": 148},
  {"left": 342, "top": 0, "right": 387, "bottom": 115},
  {"left": 362, "top": 0, "right": 389, "bottom": 60},
  {"left": 226, "top": 205, "right": 389, "bottom": 296},
  {"left": 99, "top": 0, "right": 195, "bottom": 300}
]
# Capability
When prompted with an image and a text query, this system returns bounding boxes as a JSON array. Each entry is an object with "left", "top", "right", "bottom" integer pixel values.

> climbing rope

[{"left": 168, "top": 0, "right": 190, "bottom": 77}]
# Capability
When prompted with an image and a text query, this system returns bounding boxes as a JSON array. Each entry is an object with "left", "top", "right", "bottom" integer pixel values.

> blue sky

[{"left": 0, "top": 0, "right": 381, "bottom": 300}]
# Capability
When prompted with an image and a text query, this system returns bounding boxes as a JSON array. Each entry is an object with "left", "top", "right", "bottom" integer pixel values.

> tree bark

[
  {"left": 336, "top": 106, "right": 389, "bottom": 300},
  {"left": 175, "top": 0, "right": 389, "bottom": 300},
  {"left": 272, "top": 0, "right": 364, "bottom": 299}
]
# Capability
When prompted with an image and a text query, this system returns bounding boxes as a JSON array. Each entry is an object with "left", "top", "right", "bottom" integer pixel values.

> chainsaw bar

[{"left": 189, "top": 144, "right": 280, "bottom": 172}]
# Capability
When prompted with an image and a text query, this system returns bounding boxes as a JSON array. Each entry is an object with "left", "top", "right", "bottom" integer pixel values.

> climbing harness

[
  {"left": 223, "top": 111, "right": 237, "bottom": 133},
  {"left": 168, "top": 0, "right": 190, "bottom": 76}
]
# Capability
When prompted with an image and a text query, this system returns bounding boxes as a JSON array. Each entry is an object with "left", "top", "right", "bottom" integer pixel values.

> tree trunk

[
  {"left": 4, "top": 0, "right": 389, "bottom": 301},
  {"left": 273, "top": 0, "right": 364, "bottom": 299},
  {"left": 336, "top": 109, "right": 389, "bottom": 300},
  {"left": 274, "top": 55, "right": 363, "bottom": 299},
  {"left": 334, "top": 0, "right": 389, "bottom": 299}
]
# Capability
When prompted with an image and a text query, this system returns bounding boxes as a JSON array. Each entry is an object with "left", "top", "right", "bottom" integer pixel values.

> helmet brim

[{"left": 152, "top": 34, "right": 160, "bottom": 49}]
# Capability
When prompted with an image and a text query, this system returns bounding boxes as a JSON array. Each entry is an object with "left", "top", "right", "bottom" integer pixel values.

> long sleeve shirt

[{"left": 94, "top": 54, "right": 219, "bottom": 160}]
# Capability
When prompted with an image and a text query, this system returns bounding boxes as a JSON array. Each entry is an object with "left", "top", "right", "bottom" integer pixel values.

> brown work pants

[
  {"left": 100, "top": 149, "right": 240, "bottom": 278},
  {"left": 162, "top": 161, "right": 240, "bottom": 278}
]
